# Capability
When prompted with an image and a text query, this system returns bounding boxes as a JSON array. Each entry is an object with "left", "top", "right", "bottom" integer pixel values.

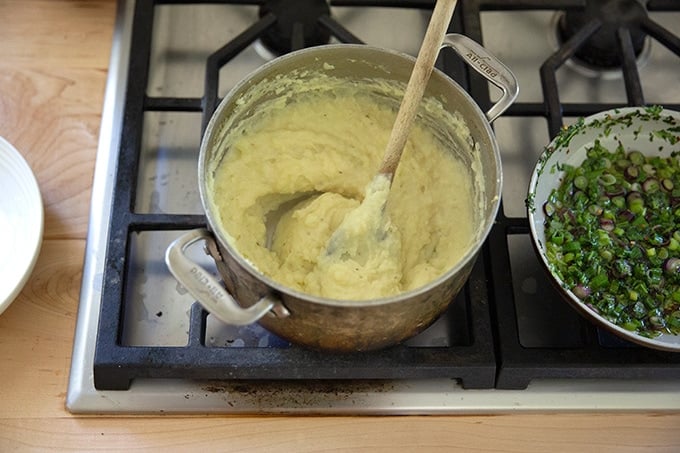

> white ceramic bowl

[
  {"left": 527, "top": 107, "right": 680, "bottom": 352},
  {"left": 0, "top": 136, "right": 43, "bottom": 315}
]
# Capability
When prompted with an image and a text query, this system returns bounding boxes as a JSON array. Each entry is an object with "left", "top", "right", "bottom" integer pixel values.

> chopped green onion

[{"left": 544, "top": 141, "right": 680, "bottom": 338}]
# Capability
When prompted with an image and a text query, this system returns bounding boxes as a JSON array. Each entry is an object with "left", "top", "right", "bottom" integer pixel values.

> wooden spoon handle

[{"left": 378, "top": 0, "right": 458, "bottom": 179}]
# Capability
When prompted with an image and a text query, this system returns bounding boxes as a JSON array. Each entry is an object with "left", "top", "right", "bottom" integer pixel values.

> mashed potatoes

[{"left": 207, "top": 70, "right": 479, "bottom": 300}]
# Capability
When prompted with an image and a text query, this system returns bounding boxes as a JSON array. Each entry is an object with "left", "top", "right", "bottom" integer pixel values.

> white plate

[{"left": 0, "top": 136, "right": 43, "bottom": 315}]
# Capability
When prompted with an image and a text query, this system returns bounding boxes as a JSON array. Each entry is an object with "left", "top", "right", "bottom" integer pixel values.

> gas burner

[
  {"left": 257, "top": 0, "right": 332, "bottom": 56},
  {"left": 550, "top": 0, "right": 652, "bottom": 79}
]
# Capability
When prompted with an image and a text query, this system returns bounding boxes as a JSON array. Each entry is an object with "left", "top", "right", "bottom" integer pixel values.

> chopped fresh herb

[{"left": 544, "top": 142, "right": 680, "bottom": 338}]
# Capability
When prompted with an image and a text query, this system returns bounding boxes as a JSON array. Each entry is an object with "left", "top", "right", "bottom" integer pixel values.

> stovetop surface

[{"left": 67, "top": 0, "right": 680, "bottom": 414}]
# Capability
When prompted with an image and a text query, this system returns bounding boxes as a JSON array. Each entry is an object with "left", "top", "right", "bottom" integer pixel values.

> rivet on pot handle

[
  {"left": 442, "top": 34, "right": 519, "bottom": 123},
  {"left": 165, "top": 228, "right": 277, "bottom": 326}
]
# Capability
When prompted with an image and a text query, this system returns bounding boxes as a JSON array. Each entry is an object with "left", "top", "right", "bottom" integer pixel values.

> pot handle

[
  {"left": 165, "top": 228, "right": 277, "bottom": 326},
  {"left": 441, "top": 33, "right": 519, "bottom": 123}
]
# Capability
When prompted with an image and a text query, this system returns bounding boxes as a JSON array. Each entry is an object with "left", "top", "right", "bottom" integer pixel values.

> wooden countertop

[{"left": 0, "top": 1, "right": 678, "bottom": 450}]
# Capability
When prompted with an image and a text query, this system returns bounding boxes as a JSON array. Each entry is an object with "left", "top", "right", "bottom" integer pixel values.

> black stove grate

[
  {"left": 93, "top": 0, "right": 680, "bottom": 391},
  {"left": 464, "top": 0, "right": 680, "bottom": 389}
]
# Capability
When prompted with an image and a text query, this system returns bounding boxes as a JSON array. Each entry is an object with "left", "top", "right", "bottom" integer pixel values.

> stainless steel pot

[{"left": 166, "top": 34, "right": 518, "bottom": 352}]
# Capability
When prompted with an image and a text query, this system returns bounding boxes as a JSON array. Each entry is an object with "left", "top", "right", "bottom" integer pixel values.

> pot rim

[{"left": 198, "top": 42, "right": 504, "bottom": 308}]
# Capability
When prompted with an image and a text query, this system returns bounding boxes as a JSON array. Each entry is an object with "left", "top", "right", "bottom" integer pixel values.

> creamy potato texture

[{"left": 207, "top": 69, "right": 479, "bottom": 300}]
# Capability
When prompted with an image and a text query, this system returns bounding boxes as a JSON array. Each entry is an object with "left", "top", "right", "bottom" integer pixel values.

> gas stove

[{"left": 67, "top": 0, "right": 680, "bottom": 413}]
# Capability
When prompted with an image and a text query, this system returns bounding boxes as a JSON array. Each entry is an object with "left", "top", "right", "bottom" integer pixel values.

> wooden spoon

[
  {"left": 323, "top": 0, "right": 458, "bottom": 258},
  {"left": 378, "top": 0, "right": 458, "bottom": 182}
]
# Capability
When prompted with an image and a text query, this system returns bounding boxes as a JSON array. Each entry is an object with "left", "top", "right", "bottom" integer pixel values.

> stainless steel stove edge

[
  {"left": 70, "top": 376, "right": 680, "bottom": 414},
  {"left": 66, "top": 0, "right": 134, "bottom": 414}
]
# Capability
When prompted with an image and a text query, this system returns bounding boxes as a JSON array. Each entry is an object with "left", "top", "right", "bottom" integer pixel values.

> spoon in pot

[
  {"left": 377, "top": 0, "right": 458, "bottom": 184},
  {"left": 324, "top": 0, "right": 459, "bottom": 259}
]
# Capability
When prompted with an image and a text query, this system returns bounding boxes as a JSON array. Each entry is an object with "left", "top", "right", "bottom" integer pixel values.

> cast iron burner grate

[
  {"left": 258, "top": 0, "right": 333, "bottom": 55},
  {"left": 557, "top": 0, "right": 649, "bottom": 69},
  {"left": 93, "top": 0, "right": 680, "bottom": 392}
]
